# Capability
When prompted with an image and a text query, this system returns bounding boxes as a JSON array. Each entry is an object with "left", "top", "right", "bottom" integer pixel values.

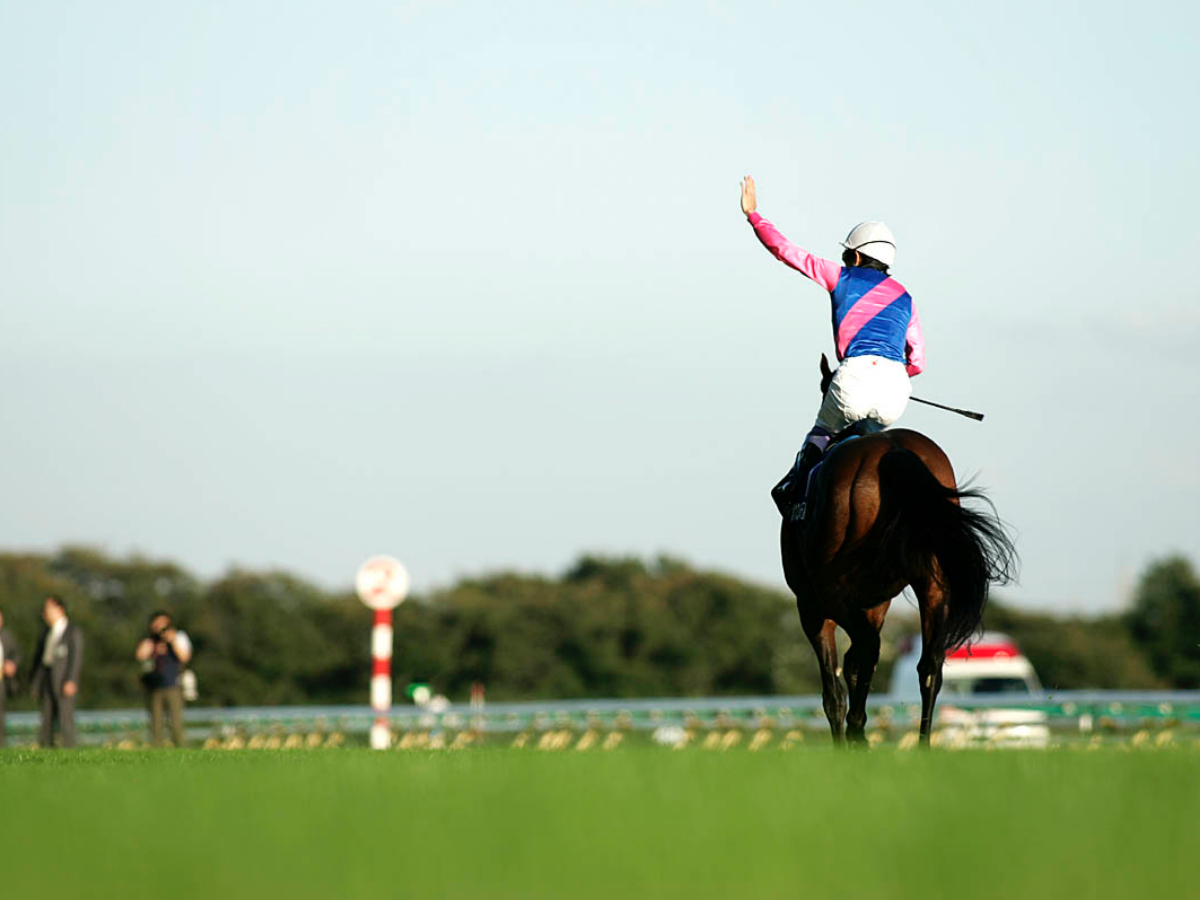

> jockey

[{"left": 740, "top": 175, "right": 925, "bottom": 521}]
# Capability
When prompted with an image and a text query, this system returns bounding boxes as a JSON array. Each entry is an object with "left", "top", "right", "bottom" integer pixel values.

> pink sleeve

[
  {"left": 905, "top": 305, "right": 925, "bottom": 377},
  {"left": 747, "top": 212, "right": 841, "bottom": 291}
]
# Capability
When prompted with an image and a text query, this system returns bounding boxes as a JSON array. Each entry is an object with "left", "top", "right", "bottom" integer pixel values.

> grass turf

[{"left": 0, "top": 746, "right": 1195, "bottom": 898}]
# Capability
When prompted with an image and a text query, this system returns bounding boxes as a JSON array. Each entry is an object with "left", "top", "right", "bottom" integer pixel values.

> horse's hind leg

[
  {"left": 915, "top": 573, "right": 949, "bottom": 747},
  {"left": 799, "top": 605, "right": 845, "bottom": 745},
  {"left": 841, "top": 602, "right": 890, "bottom": 746}
]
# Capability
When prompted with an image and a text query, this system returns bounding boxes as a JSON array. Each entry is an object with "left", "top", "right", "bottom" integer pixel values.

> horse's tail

[{"left": 876, "top": 449, "right": 1017, "bottom": 651}]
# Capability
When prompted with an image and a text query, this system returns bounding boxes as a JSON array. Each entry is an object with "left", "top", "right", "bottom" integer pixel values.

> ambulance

[{"left": 888, "top": 632, "right": 1050, "bottom": 747}]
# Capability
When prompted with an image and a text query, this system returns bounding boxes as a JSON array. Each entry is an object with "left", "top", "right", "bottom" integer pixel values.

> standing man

[
  {"left": 30, "top": 595, "right": 84, "bottom": 749},
  {"left": 135, "top": 611, "right": 192, "bottom": 747},
  {"left": 0, "top": 608, "right": 22, "bottom": 747}
]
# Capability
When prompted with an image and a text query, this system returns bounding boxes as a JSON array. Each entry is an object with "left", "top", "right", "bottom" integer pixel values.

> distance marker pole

[
  {"left": 356, "top": 555, "right": 409, "bottom": 751},
  {"left": 370, "top": 608, "right": 394, "bottom": 750}
]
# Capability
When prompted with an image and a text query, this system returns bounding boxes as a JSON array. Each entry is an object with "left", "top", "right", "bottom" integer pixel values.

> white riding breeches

[{"left": 814, "top": 355, "right": 912, "bottom": 434}]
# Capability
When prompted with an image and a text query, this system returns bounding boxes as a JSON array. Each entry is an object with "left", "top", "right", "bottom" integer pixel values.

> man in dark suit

[
  {"left": 0, "top": 607, "right": 21, "bottom": 747},
  {"left": 30, "top": 595, "right": 84, "bottom": 748}
]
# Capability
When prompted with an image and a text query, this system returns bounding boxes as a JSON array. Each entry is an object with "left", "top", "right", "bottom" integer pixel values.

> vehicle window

[
  {"left": 940, "top": 677, "right": 1031, "bottom": 696},
  {"left": 971, "top": 677, "right": 1031, "bottom": 695}
]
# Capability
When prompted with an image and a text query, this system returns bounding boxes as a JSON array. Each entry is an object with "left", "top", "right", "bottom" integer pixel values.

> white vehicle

[{"left": 889, "top": 632, "right": 1050, "bottom": 747}]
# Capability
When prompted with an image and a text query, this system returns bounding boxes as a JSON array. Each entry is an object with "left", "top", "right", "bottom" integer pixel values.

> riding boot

[{"left": 771, "top": 438, "right": 827, "bottom": 519}]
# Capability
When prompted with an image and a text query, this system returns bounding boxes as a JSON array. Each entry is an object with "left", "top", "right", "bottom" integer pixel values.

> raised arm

[
  {"left": 741, "top": 176, "right": 841, "bottom": 291},
  {"left": 905, "top": 304, "right": 925, "bottom": 377},
  {"left": 168, "top": 630, "right": 192, "bottom": 666}
]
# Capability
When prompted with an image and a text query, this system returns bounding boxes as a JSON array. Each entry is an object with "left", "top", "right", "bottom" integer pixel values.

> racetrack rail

[{"left": 4, "top": 690, "right": 1199, "bottom": 745}]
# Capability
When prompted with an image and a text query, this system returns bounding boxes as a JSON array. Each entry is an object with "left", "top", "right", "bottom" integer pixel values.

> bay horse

[{"left": 782, "top": 357, "right": 1016, "bottom": 746}]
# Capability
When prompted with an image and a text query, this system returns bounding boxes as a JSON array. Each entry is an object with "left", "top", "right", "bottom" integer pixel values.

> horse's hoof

[{"left": 846, "top": 731, "right": 870, "bottom": 749}]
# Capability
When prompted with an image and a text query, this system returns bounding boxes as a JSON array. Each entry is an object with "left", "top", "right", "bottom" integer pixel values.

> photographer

[{"left": 135, "top": 611, "right": 192, "bottom": 747}]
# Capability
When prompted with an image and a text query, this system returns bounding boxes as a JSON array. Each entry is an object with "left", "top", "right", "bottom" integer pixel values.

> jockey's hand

[{"left": 740, "top": 175, "right": 757, "bottom": 216}]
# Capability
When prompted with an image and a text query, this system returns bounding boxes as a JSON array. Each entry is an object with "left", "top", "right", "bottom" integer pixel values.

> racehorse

[{"left": 781, "top": 357, "right": 1016, "bottom": 747}]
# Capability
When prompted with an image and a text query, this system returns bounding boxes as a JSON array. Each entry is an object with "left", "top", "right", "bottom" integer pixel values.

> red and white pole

[
  {"left": 356, "top": 555, "right": 409, "bottom": 751},
  {"left": 370, "top": 608, "right": 394, "bottom": 750}
]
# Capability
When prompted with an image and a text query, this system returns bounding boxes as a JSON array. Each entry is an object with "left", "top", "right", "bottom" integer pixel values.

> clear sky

[{"left": 2, "top": 0, "right": 1197, "bottom": 612}]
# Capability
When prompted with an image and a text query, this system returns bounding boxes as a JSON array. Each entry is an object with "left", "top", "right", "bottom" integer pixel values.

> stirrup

[{"left": 770, "top": 451, "right": 805, "bottom": 516}]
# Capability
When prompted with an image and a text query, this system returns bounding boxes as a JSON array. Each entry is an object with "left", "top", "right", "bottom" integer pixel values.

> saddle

[{"left": 773, "top": 421, "right": 872, "bottom": 524}]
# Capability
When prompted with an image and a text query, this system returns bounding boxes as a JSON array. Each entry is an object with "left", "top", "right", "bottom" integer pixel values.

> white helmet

[{"left": 841, "top": 221, "right": 896, "bottom": 267}]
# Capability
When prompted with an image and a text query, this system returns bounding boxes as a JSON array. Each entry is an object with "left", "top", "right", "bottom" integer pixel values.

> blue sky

[{"left": 1, "top": 0, "right": 1197, "bottom": 611}]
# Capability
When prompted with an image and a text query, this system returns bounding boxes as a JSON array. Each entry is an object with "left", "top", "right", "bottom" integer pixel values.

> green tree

[
  {"left": 1127, "top": 556, "right": 1200, "bottom": 688},
  {"left": 985, "top": 604, "right": 1163, "bottom": 690},
  {"left": 0, "top": 547, "right": 1190, "bottom": 706}
]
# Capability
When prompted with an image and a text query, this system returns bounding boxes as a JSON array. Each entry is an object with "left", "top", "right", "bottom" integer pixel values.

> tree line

[{"left": 0, "top": 547, "right": 1195, "bottom": 709}]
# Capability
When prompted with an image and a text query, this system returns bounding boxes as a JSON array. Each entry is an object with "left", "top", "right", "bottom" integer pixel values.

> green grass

[{"left": 0, "top": 746, "right": 1195, "bottom": 898}]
